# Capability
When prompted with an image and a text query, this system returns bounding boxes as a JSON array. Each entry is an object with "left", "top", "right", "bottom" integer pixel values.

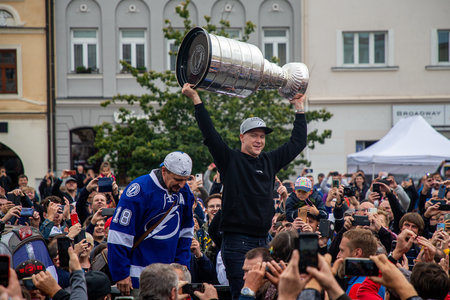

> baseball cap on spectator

[
  {"left": 15, "top": 259, "right": 46, "bottom": 279},
  {"left": 85, "top": 271, "right": 111, "bottom": 300},
  {"left": 294, "top": 177, "right": 312, "bottom": 192},
  {"left": 240, "top": 117, "right": 273, "bottom": 134},
  {"left": 161, "top": 151, "right": 192, "bottom": 177},
  {"left": 65, "top": 176, "right": 77, "bottom": 184}
]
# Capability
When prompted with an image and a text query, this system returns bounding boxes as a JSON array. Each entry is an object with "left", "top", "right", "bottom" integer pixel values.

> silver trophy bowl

[{"left": 176, "top": 27, "right": 309, "bottom": 99}]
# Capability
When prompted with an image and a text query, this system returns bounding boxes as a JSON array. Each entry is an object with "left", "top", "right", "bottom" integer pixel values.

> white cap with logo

[{"left": 162, "top": 151, "right": 192, "bottom": 177}]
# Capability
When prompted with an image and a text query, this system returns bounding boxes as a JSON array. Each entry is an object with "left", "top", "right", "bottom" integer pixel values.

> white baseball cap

[{"left": 161, "top": 151, "right": 192, "bottom": 177}]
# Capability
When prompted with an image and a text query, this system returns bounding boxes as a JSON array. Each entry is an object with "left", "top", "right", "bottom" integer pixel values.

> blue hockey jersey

[{"left": 107, "top": 169, "right": 195, "bottom": 287}]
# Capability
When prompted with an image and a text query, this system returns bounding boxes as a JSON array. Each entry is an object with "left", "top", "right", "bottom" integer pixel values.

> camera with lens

[{"left": 343, "top": 186, "right": 357, "bottom": 197}]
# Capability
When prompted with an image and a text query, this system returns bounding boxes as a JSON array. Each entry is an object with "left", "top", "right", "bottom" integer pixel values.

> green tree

[{"left": 89, "top": 0, "right": 332, "bottom": 184}]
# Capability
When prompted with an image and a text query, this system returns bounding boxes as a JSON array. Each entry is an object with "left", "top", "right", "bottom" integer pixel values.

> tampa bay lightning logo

[
  {"left": 144, "top": 206, "right": 180, "bottom": 240},
  {"left": 126, "top": 183, "right": 140, "bottom": 197}
]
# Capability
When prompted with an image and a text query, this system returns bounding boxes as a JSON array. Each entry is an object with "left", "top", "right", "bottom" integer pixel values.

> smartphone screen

[
  {"left": 20, "top": 207, "right": 34, "bottom": 217},
  {"left": 298, "top": 233, "right": 318, "bottom": 273},
  {"left": 57, "top": 237, "right": 71, "bottom": 269},
  {"left": 0, "top": 255, "right": 10, "bottom": 287},
  {"left": 182, "top": 283, "right": 204, "bottom": 295},
  {"left": 101, "top": 208, "right": 116, "bottom": 217},
  {"left": 438, "top": 184, "right": 446, "bottom": 199},
  {"left": 344, "top": 258, "right": 379, "bottom": 276},
  {"left": 372, "top": 183, "right": 381, "bottom": 195},
  {"left": 332, "top": 179, "right": 339, "bottom": 188}
]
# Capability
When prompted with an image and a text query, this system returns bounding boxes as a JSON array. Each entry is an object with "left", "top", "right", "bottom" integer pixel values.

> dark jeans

[{"left": 221, "top": 232, "right": 267, "bottom": 300}]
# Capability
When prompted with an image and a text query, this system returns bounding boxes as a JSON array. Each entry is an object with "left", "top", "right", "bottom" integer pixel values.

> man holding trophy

[{"left": 179, "top": 27, "right": 309, "bottom": 299}]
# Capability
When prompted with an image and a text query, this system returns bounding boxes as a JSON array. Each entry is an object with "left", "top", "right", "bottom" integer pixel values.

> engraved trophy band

[{"left": 176, "top": 27, "right": 309, "bottom": 99}]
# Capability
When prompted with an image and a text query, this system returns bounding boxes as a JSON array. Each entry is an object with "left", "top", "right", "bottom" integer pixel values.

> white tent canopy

[{"left": 347, "top": 116, "right": 450, "bottom": 175}]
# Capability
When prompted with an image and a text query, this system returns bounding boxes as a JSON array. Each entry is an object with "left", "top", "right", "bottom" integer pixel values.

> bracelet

[{"left": 294, "top": 108, "right": 305, "bottom": 114}]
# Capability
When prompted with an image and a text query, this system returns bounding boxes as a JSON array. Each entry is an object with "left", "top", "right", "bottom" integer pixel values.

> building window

[
  {"left": 224, "top": 28, "right": 242, "bottom": 40},
  {"left": 70, "top": 127, "right": 100, "bottom": 170},
  {"left": 263, "top": 29, "right": 288, "bottom": 65},
  {"left": 167, "top": 39, "right": 178, "bottom": 72},
  {"left": 438, "top": 30, "right": 450, "bottom": 63},
  {"left": 120, "top": 30, "right": 146, "bottom": 71},
  {"left": 71, "top": 29, "right": 98, "bottom": 73},
  {"left": 355, "top": 140, "right": 377, "bottom": 152},
  {"left": 343, "top": 31, "right": 387, "bottom": 65},
  {"left": 0, "top": 50, "right": 17, "bottom": 94}
]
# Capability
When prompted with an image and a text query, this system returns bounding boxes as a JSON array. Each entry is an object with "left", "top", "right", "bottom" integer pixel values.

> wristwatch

[{"left": 240, "top": 287, "right": 256, "bottom": 297}]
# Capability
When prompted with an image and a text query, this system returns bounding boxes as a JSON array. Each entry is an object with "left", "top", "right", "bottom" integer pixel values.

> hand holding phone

[
  {"left": 57, "top": 237, "right": 72, "bottom": 270},
  {"left": 298, "top": 207, "right": 308, "bottom": 222},
  {"left": 298, "top": 233, "right": 318, "bottom": 273},
  {"left": 182, "top": 283, "right": 205, "bottom": 295}
]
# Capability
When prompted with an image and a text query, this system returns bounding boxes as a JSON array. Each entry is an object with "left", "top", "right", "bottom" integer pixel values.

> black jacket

[{"left": 195, "top": 103, "right": 307, "bottom": 237}]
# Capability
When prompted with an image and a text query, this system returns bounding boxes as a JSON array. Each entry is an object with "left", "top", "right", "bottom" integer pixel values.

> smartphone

[
  {"left": 22, "top": 277, "right": 35, "bottom": 290},
  {"left": 368, "top": 208, "right": 378, "bottom": 214},
  {"left": 0, "top": 255, "right": 10, "bottom": 287},
  {"left": 98, "top": 177, "right": 113, "bottom": 193},
  {"left": 439, "top": 204, "right": 450, "bottom": 211},
  {"left": 20, "top": 207, "right": 34, "bottom": 217},
  {"left": 438, "top": 184, "right": 447, "bottom": 199},
  {"left": 57, "top": 237, "right": 72, "bottom": 269},
  {"left": 372, "top": 183, "right": 381, "bottom": 195},
  {"left": 344, "top": 258, "right": 379, "bottom": 276},
  {"left": 195, "top": 173, "right": 203, "bottom": 181},
  {"left": 70, "top": 212, "right": 79, "bottom": 225},
  {"left": 332, "top": 179, "right": 339, "bottom": 188},
  {"left": 67, "top": 170, "right": 76, "bottom": 176},
  {"left": 101, "top": 208, "right": 116, "bottom": 217},
  {"left": 437, "top": 223, "right": 446, "bottom": 230},
  {"left": 319, "top": 219, "right": 335, "bottom": 238},
  {"left": 431, "top": 199, "right": 446, "bottom": 206},
  {"left": 330, "top": 172, "right": 339, "bottom": 177},
  {"left": 352, "top": 215, "right": 370, "bottom": 226},
  {"left": 298, "top": 207, "right": 308, "bottom": 222},
  {"left": 182, "top": 283, "right": 204, "bottom": 295},
  {"left": 305, "top": 168, "right": 313, "bottom": 174},
  {"left": 73, "top": 229, "right": 86, "bottom": 245},
  {"left": 298, "top": 233, "right": 318, "bottom": 273}
]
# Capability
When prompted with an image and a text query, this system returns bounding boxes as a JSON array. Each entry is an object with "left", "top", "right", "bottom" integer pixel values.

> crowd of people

[{"left": 0, "top": 84, "right": 449, "bottom": 300}]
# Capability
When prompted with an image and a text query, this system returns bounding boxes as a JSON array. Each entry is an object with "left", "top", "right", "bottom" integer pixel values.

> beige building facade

[
  {"left": 302, "top": 0, "right": 450, "bottom": 176},
  {"left": 0, "top": 0, "right": 53, "bottom": 188}
]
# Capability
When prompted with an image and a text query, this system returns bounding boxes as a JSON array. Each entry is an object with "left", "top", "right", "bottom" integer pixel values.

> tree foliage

[{"left": 89, "top": 0, "right": 332, "bottom": 184}]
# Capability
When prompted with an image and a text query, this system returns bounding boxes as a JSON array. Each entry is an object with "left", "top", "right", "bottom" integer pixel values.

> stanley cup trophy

[{"left": 176, "top": 27, "right": 309, "bottom": 99}]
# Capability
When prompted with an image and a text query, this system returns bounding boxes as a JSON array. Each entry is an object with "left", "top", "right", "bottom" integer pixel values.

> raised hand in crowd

[
  {"left": 306, "top": 254, "right": 345, "bottom": 300},
  {"left": 276, "top": 177, "right": 288, "bottom": 203},
  {"left": 278, "top": 250, "right": 310, "bottom": 300},
  {"left": 91, "top": 208, "right": 106, "bottom": 226},
  {"left": 415, "top": 236, "right": 437, "bottom": 263},
  {"left": 191, "top": 238, "right": 203, "bottom": 259},
  {"left": 343, "top": 215, "right": 354, "bottom": 231},
  {"left": 391, "top": 228, "right": 417, "bottom": 260},
  {"left": 73, "top": 238, "right": 89, "bottom": 257},
  {"left": 67, "top": 223, "right": 82, "bottom": 240},
  {"left": 1, "top": 202, "right": 20, "bottom": 223},
  {"left": 86, "top": 177, "right": 99, "bottom": 193},
  {"left": 7, "top": 188, "right": 24, "bottom": 197},
  {"left": 369, "top": 254, "right": 418, "bottom": 300},
  {"left": 193, "top": 283, "right": 219, "bottom": 300},
  {"left": 0, "top": 268, "right": 24, "bottom": 300},
  {"left": 27, "top": 210, "right": 41, "bottom": 229},
  {"left": 242, "top": 261, "right": 267, "bottom": 297},
  {"left": 265, "top": 260, "right": 286, "bottom": 287},
  {"left": 62, "top": 197, "right": 70, "bottom": 220},
  {"left": 32, "top": 270, "right": 61, "bottom": 298},
  {"left": 46, "top": 202, "right": 60, "bottom": 222}
]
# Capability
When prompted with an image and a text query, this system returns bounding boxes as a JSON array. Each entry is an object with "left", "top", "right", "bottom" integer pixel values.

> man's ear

[
  {"left": 170, "top": 287, "right": 177, "bottom": 300},
  {"left": 239, "top": 133, "right": 244, "bottom": 143},
  {"left": 353, "top": 247, "right": 363, "bottom": 258}
]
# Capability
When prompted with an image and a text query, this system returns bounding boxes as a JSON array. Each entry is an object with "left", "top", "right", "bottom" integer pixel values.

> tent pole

[{"left": 372, "top": 164, "right": 375, "bottom": 180}]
